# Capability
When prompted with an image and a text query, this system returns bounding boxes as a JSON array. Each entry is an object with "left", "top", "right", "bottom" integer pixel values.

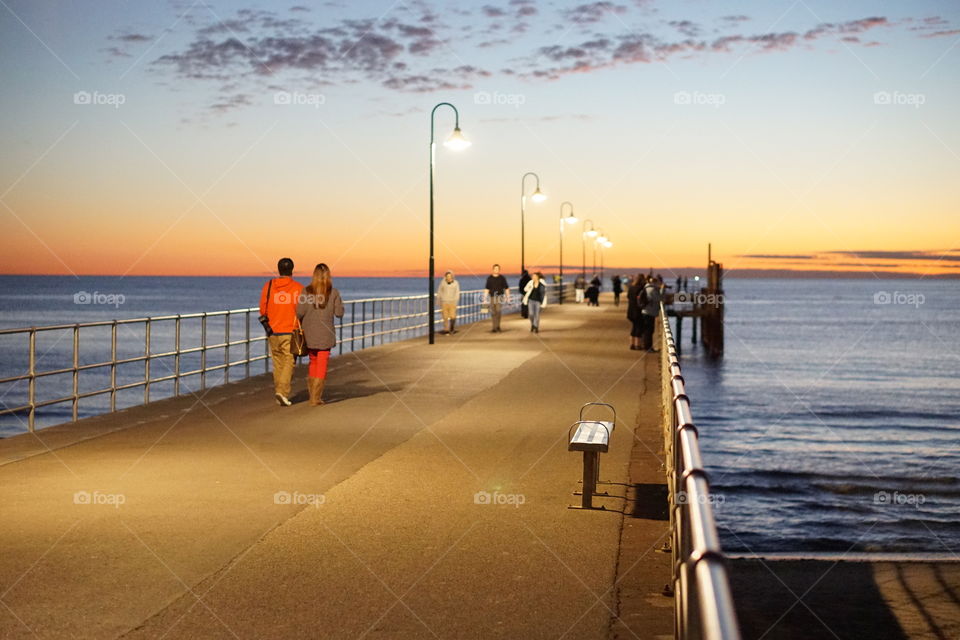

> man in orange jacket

[{"left": 259, "top": 257, "right": 304, "bottom": 406}]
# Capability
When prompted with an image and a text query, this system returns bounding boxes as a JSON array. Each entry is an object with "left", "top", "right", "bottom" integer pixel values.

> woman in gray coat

[{"left": 296, "top": 263, "right": 344, "bottom": 405}]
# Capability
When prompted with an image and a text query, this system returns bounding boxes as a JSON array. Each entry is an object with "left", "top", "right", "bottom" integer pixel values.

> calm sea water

[
  {"left": 676, "top": 278, "right": 960, "bottom": 553},
  {"left": 0, "top": 275, "right": 957, "bottom": 553}
]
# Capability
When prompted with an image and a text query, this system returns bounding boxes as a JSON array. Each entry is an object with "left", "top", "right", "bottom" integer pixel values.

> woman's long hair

[{"left": 306, "top": 263, "right": 333, "bottom": 309}]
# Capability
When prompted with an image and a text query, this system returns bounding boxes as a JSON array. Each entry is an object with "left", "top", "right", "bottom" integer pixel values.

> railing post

[
  {"left": 224, "top": 311, "right": 231, "bottom": 384},
  {"left": 110, "top": 321, "right": 117, "bottom": 411},
  {"left": 201, "top": 313, "right": 207, "bottom": 391},
  {"left": 28, "top": 328, "right": 36, "bottom": 432},
  {"left": 72, "top": 325, "right": 79, "bottom": 422},
  {"left": 245, "top": 310, "right": 250, "bottom": 379},
  {"left": 144, "top": 318, "right": 151, "bottom": 404},
  {"left": 361, "top": 301, "right": 366, "bottom": 350},
  {"left": 174, "top": 315, "right": 181, "bottom": 397},
  {"left": 350, "top": 303, "right": 356, "bottom": 354}
]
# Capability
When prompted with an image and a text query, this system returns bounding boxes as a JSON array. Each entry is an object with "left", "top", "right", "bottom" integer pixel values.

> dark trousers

[
  {"left": 520, "top": 303, "right": 529, "bottom": 319},
  {"left": 641, "top": 314, "right": 656, "bottom": 350}
]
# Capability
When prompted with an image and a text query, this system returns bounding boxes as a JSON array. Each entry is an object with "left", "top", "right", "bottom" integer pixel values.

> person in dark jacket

[
  {"left": 296, "top": 263, "right": 345, "bottom": 405},
  {"left": 518, "top": 269, "right": 531, "bottom": 319},
  {"left": 484, "top": 264, "right": 510, "bottom": 333},
  {"left": 611, "top": 275, "right": 622, "bottom": 306},
  {"left": 522, "top": 271, "right": 547, "bottom": 333},
  {"left": 626, "top": 274, "right": 644, "bottom": 350}
]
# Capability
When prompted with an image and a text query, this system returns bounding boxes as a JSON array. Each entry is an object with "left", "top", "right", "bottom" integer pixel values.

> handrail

[
  {"left": 0, "top": 284, "right": 570, "bottom": 433},
  {"left": 659, "top": 302, "right": 740, "bottom": 640}
]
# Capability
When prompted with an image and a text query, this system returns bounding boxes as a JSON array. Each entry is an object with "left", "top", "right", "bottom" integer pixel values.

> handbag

[{"left": 290, "top": 316, "right": 308, "bottom": 357}]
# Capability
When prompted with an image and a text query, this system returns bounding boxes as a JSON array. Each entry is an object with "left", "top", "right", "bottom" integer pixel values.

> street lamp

[
  {"left": 429, "top": 102, "right": 470, "bottom": 345},
  {"left": 559, "top": 202, "right": 577, "bottom": 304},
  {"left": 598, "top": 237, "right": 612, "bottom": 279},
  {"left": 581, "top": 219, "right": 596, "bottom": 278},
  {"left": 520, "top": 172, "right": 546, "bottom": 272}
]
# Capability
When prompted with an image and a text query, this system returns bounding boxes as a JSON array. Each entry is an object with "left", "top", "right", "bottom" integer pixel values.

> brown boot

[{"left": 308, "top": 377, "right": 326, "bottom": 406}]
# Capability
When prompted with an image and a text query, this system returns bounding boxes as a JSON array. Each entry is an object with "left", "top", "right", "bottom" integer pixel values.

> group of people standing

[{"left": 258, "top": 258, "right": 344, "bottom": 407}]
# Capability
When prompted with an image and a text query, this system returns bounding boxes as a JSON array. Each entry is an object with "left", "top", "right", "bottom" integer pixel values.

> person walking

[
  {"left": 438, "top": 270, "right": 460, "bottom": 335},
  {"left": 612, "top": 275, "right": 622, "bottom": 306},
  {"left": 485, "top": 264, "right": 510, "bottom": 333},
  {"left": 626, "top": 274, "right": 644, "bottom": 350},
  {"left": 296, "top": 263, "right": 344, "bottom": 406},
  {"left": 640, "top": 275, "right": 661, "bottom": 352},
  {"left": 259, "top": 257, "right": 304, "bottom": 407},
  {"left": 574, "top": 274, "right": 586, "bottom": 304},
  {"left": 522, "top": 271, "right": 547, "bottom": 333},
  {"left": 518, "top": 269, "right": 531, "bottom": 319}
]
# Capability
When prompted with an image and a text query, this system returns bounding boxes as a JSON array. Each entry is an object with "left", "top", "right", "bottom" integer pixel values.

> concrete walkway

[{"left": 0, "top": 296, "right": 670, "bottom": 639}]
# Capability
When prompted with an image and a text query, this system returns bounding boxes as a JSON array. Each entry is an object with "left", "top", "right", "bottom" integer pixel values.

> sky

[{"left": 0, "top": 0, "right": 958, "bottom": 278}]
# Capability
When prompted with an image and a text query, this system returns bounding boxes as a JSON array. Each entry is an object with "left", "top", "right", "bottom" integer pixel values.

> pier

[
  {"left": 2, "top": 293, "right": 958, "bottom": 639},
  {"left": 0, "top": 295, "right": 678, "bottom": 639}
]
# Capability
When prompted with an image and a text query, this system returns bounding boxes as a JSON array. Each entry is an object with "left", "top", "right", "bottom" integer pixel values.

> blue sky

[{"left": 1, "top": 0, "right": 958, "bottom": 276}]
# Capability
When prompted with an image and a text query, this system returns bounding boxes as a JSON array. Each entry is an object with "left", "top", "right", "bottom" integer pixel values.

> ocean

[
  {"left": 677, "top": 278, "right": 960, "bottom": 554},
  {"left": 0, "top": 275, "right": 957, "bottom": 554}
]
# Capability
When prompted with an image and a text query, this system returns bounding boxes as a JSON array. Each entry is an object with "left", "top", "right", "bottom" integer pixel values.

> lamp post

[
  {"left": 598, "top": 236, "right": 612, "bottom": 279},
  {"left": 429, "top": 102, "right": 470, "bottom": 345},
  {"left": 593, "top": 229, "right": 607, "bottom": 280},
  {"left": 558, "top": 202, "right": 577, "bottom": 304},
  {"left": 520, "top": 172, "right": 546, "bottom": 273},
  {"left": 581, "top": 219, "right": 596, "bottom": 278}
]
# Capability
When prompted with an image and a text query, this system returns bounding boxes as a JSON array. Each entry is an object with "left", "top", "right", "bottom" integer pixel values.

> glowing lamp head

[
  {"left": 531, "top": 187, "right": 546, "bottom": 203},
  {"left": 565, "top": 213, "right": 578, "bottom": 224},
  {"left": 586, "top": 229, "right": 598, "bottom": 238},
  {"left": 444, "top": 127, "right": 471, "bottom": 151},
  {"left": 604, "top": 240, "right": 613, "bottom": 248}
]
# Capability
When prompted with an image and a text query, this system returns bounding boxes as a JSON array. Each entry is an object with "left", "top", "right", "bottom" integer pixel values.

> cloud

[
  {"left": 520, "top": 14, "right": 893, "bottom": 79},
  {"left": 563, "top": 2, "right": 627, "bottom": 25},
  {"left": 739, "top": 254, "right": 817, "bottom": 260},
  {"left": 920, "top": 29, "right": 960, "bottom": 38},
  {"left": 150, "top": 6, "right": 493, "bottom": 107},
  {"left": 825, "top": 250, "right": 960, "bottom": 263}
]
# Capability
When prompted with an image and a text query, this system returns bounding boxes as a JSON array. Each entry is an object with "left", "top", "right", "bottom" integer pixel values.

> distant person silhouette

[{"left": 485, "top": 264, "right": 509, "bottom": 333}]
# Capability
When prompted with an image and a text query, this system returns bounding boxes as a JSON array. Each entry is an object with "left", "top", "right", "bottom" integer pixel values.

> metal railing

[
  {"left": 0, "top": 284, "right": 567, "bottom": 434},
  {"left": 660, "top": 303, "right": 741, "bottom": 640}
]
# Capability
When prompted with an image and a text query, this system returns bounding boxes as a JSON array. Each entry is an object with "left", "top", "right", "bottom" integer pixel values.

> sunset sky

[{"left": 1, "top": 0, "right": 958, "bottom": 278}]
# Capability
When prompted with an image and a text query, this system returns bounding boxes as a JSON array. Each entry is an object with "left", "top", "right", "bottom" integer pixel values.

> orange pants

[{"left": 307, "top": 349, "right": 331, "bottom": 379}]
